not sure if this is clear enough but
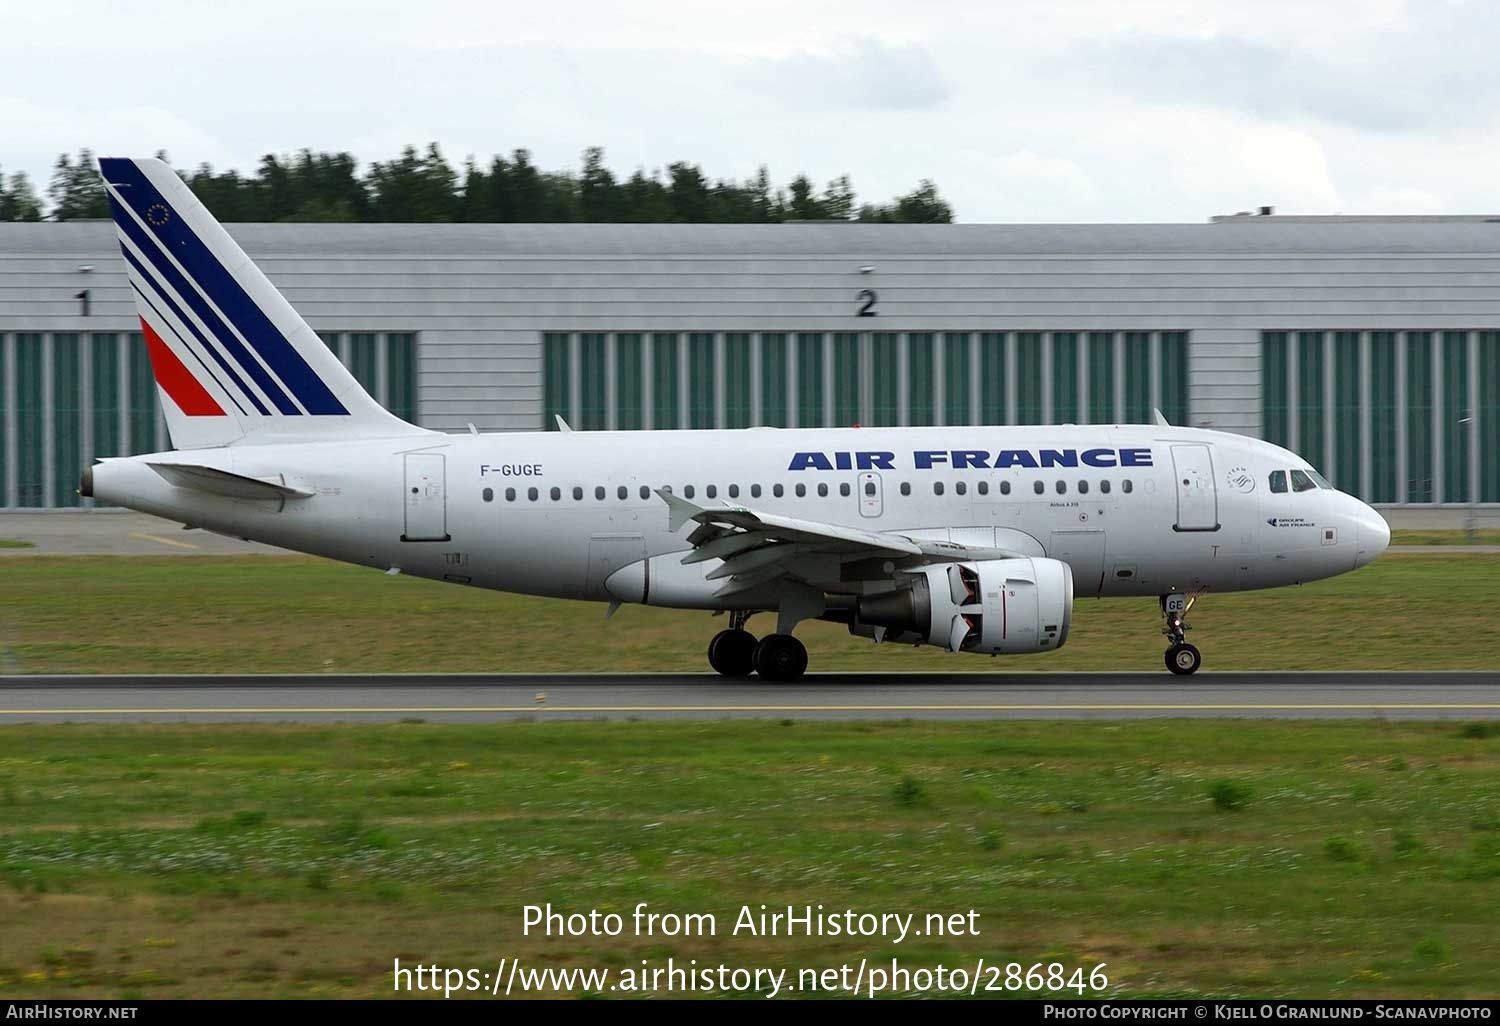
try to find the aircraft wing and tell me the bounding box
[658,489,1026,596]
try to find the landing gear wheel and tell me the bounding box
[1166,643,1201,676]
[753,634,808,682]
[707,629,756,677]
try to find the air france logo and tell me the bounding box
[787,448,1154,471]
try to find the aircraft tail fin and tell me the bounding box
[97,156,430,450]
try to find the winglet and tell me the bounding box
[554,415,574,432]
[656,487,703,532]
[1152,407,1171,427]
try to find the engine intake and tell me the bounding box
[855,557,1073,655]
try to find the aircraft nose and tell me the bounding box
[1352,499,1390,569]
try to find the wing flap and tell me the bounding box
[657,491,1034,597]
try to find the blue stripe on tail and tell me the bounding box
[119,240,268,416]
[108,191,294,414]
[100,158,348,416]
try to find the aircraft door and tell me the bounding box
[402,453,450,542]
[858,472,883,518]
[1048,530,1107,597]
[1171,443,1220,531]
[587,534,646,599]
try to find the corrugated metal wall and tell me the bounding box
[4,218,1500,507]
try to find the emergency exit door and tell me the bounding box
[402,453,451,542]
[1171,444,1219,532]
[857,472,883,518]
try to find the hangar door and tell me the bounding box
[1171,444,1219,532]
[402,453,451,542]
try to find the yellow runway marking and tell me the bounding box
[3,704,1500,715]
[127,532,198,551]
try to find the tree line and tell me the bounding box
[0,145,953,224]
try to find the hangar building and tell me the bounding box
[1,214,1498,509]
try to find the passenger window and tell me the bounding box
[934,482,945,496]
[840,483,851,497]
[795,483,806,498]
[1001,480,1011,495]
[551,487,562,501]
[528,487,539,501]
[706,484,717,499]
[594,486,605,500]
[1033,480,1044,495]
[1269,470,1288,494]
[865,482,876,496]
[773,484,784,498]
[956,481,967,496]
[1055,480,1066,494]
[639,485,650,500]
[1100,479,1111,494]
[482,487,494,502]
[617,485,628,500]
[900,482,911,496]
[505,488,516,502]
[978,481,989,495]
[1078,480,1089,495]
[751,484,762,498]
[684,485,695,499]
[1123,480,1133,493]
[817,483,828,497]
[572,486,583,501]
[728,484,740,499]
[1290,469,1317,492]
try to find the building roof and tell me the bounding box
[4,218,1500,257]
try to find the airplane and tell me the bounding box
[80,157,1391,680]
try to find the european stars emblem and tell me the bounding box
[146,203,170,227]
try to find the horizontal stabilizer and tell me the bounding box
[148,463,314,501]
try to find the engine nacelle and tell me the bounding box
[855,557,1073,655]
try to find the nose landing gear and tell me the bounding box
[1161,593,1202,675]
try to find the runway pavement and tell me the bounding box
[0,672,1497,722]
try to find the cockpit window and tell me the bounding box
[1307,468,1334,490]
[1290,469,1317,492]
[1269,470,1287,493]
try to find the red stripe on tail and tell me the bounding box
[139,318,225,416]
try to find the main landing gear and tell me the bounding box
[1161,593,1202,676]
[707,611,808,681]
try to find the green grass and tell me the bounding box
[1,553,1497,674]
[1391,529,1500,547]
[0,539,35,549]
[0,720,1495,998]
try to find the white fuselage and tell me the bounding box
[90,423,1388,609]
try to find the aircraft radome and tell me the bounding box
[82,158,1391,680]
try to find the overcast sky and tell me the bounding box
[3,0,1496,222]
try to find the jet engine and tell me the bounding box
[853,557,1073,655]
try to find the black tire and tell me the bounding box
[753,634,808,682]
[1165,643,1201,676]
[707,629,756,677]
